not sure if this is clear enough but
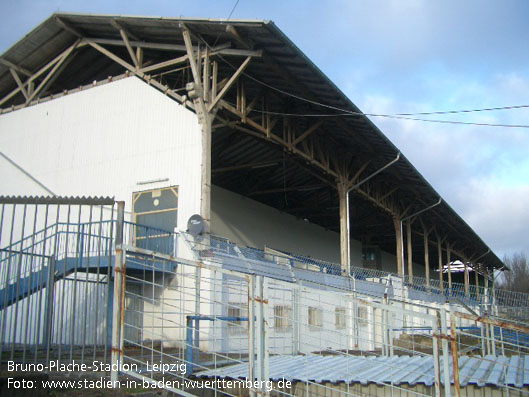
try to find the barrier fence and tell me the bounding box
[1,196,529,397]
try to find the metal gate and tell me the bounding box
[0,195,116,366]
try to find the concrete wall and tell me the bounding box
[0,76,202,231]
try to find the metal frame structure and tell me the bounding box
[0,13,505,289]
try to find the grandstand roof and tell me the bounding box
[0,13,504,271]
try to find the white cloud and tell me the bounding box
[353,75,529,258]
[455,180,529,256]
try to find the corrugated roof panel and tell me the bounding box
[197,354,529,388]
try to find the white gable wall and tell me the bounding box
[0,76,202,231]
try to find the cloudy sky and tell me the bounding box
[1,0,528,258]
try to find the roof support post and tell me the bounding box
[446,242,452,292]
[464,261,470,297]
[437,234,444,294]
[182,25,213,233]
[400,199,441,285]
[406,220,413,284]
[337,181,349,274]
[345,153,401,276]
[474,264,480,298]
[421,223,432,292]
[393,216,404,276]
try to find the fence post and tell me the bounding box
[450,313,460,397]
[292,285,300,355]
[194,265,201,365]
[43,256,56,361]
[255,275,270,395]
[432,312,442,397]
[248,275,256,397]
[110,201,125,384]
[440,309,452,397]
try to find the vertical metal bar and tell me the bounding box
[11,204,27,361]
[45,205,61,363]
[150,244,154,373]
[424,231,430,292]
[490,323,496,356]
[110,201,125,384]
[480,321,486,356]
[291,285,299,355]
[160,252,165,369]
[262,276,269,389]
[464,262,469,298]
[0,203,5,362]
[104,204,115,363]
[23,203,39,363]
[500,326,505,356]
[57,204,72,363]
[381,307,387,356]
[185,317,193,376]
[438,236,444,294]
[34,203,49,363]
[194,262,201,365]
[1,204,16,363]
[93,206,104,361]
[450,313,460,397]
[432,313,441,397]
[389,310,394,356]
[255,275,264,387]
[69,205,83,362]
[353,278,359,349]
[248,275,255,397]
[44,257,55,359]
[440,308,452,397]
[370,306,376,350]
[81,205,93,363]
[447,244,452,292]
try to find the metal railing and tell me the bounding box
[115,237,529,397]
[2,195,528,397]
[192,235,529,313]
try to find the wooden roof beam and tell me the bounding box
[213,160,278,174]
[0,59,32,77]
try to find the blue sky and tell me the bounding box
[1,0,528,258]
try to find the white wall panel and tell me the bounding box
[211,185,403,271]
[0,77,202,231]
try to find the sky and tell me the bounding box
[1,0,528,259]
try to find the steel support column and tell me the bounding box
[406,220,413,284]
[394,217,404,276]
[474,264,479,298]
[447,243,452,291]
[464,261,469,297]
[437,235,444,294]
[338,181,349,274]
[110,201,125,384]
[424,232,430,291]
